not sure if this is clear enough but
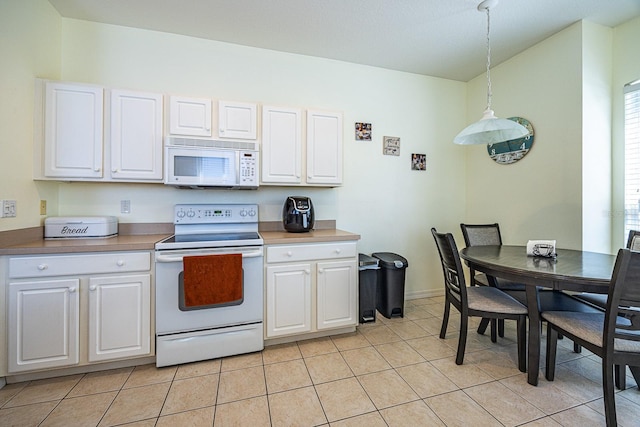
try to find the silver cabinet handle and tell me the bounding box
[37,264,48,270]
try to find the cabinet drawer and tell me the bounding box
[266,242,356,263]
[9,252,151,278]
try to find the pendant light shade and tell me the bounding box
[454,108,528,145]
[454,0,528,145]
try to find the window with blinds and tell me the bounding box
[624,80,640,241]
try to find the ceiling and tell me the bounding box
[48,0,640,82]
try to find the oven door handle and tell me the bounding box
[155,248,263,263]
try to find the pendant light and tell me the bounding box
[453,0,528,145]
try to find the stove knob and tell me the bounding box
[248,209,256,217]
[176,210,186,218]
[240,209,247,217]
[186,210,195,218]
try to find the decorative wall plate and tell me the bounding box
[487,117,534,164]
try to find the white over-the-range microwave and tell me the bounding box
[164,138,259,189]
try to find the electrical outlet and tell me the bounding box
[40,200,47,215]
[1,200,17,218]
[121,200,131,214]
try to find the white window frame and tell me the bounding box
[624,79,640,242]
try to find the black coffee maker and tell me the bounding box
[282,196,314,232]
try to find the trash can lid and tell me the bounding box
[358,253,379,268]
[371,252,408,269]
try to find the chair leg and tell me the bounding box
[602,362,617,427]
[477,317,490,335]
[615,364,627,391]
[545,323,558,381]
[516,315,526,373]
[573,342,582,353]
[439,301,450,339]
[498,319,505,338]
[456,314,469,365]
[490,319,497,343]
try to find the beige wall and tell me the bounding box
[2,1,639,295]
[0,0,61,231]
[465,22,611,252]
[2,6,469,297]
[581,21,613,253]
[612,16,640,250]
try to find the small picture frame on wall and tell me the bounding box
[355,122,372,141]
[383,136,400,156]
[411,153,426,170]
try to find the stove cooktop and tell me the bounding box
[155,231,263,250]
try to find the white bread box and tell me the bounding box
[45,216,118,239]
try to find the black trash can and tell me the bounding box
[372,252,408,318]
[358,254,379,323]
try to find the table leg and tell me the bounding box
[526,285,541,386]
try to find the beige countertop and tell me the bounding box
[0,234,171,255]
[0,221,360,255]
[260,229,360,245]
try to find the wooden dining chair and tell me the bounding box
[571,229,640,390]
[431,228,527,372]
[542,248,640,427]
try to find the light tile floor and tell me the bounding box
[1,296,639,426]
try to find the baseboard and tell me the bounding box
[405,289,444,300]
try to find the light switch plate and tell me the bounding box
[1,200,17,218]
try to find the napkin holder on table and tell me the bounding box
[526,240,557,258]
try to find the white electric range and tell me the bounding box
[154,204,264,367]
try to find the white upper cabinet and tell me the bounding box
[37,80,163,183]
[261,105,302,184]
[109,89,163,181]
[169,96,212,137]
[307,110,343,185]
[44,81,104,178]
[218,100,257,140]
[261,108,343,187]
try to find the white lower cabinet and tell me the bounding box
[88,274,151,362]
[265,242,357,339]
[7,252,152,374]
[8,279,80,372]
[266,263,312,337]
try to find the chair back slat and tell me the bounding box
[606,249,640,344]
[626,229,640,250]
[432,228,467,305]
[460,223,502,247]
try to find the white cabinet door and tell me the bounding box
[8,279,80,373]
[109,90,163,181]
[219,100,257,140]
[261,106,302,184]
[306,110,343,185]
[169,96,212,137]
[265,264,312,337]
[88,274,151,362]
[44,82,104,178]
[316,260,357,330]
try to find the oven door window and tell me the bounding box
[178,271,244,311]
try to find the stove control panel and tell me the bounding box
[174,204,258,224]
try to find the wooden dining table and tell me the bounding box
[459,245,616,386]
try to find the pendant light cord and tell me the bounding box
[485,6,492,111]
